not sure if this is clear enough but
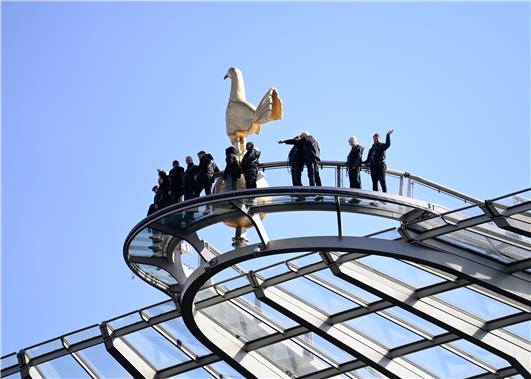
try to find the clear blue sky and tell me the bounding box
[2,2,529,355]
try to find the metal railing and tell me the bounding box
[258,160,482,205]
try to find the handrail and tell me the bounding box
[256,160,482,205]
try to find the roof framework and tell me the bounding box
[2,162,530,379]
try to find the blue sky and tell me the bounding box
[2,2,529,355]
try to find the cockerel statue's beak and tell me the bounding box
[224,73,229,80]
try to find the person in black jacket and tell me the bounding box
[223,146,241,190]
[300,132,322,187]
[278,135,304,186]
[183,156,199,200]
[195,151,219,196]
[147,185,159,215]
[154,170,172,210]
[347,136,364,189]
[168,160,184,203]
[241,142,261,189]
[363,129,393,192]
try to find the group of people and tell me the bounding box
[147,129,394,214]
[147,142,261,215]
[280,129,394,194]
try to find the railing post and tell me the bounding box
[399,176,404,196]
[336,166,341,188]
[407,178,413,198]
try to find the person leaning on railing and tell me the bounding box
[363,129,394,193]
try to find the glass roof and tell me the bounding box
[3,185,529,379]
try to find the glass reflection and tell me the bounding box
[277,276,360,315]
[346,313,422,348]
[200,298,276,342]
[1,353,18,369]
[435,287,519,321]
[405,346,486,378]
[35,354,90,378]
[121,327,190,370]
[447,339,509,369]
[141,300,176,320]
[504,321,531,342]
[256,338,330,377]
[63,325,100,347]
[158,318,211,356]
[136,263,177,285]
[356,255,445,288]
[308,268,380,304]
[384,307,446,336]
[75,343,132,378]
[25,339,63,359]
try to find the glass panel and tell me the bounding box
[345,313,422,348]
[405,346,486,378]
[384,307,447,336]
[200,298,277,342]
[136,264,177,285]
[76,343,132,378]
[210,267,245,284]
[168,367,213,378]
[438,230,529,263]
[1,353,18,369]
[441,205,484,225]
[503,321,531,341]
[367,228,401,240]
[107,312,142,331]
[238,252,307,273]
[178,240,202,274]
[3,374,21,379]
[63,325,100,347]
[240,293,298,329]
[296,333,355,364]
[195,286,218,303]
[35,354,90,378]
[349,366,389,378]
[410,215,448,231]
[25,339,63,359]
[308,268,381,304]
[356,256,445,288]
[158,318,211,356]
[141,300,177,320]
[256,338,330,377]
[276,276,360,315]
[447,339,509,369]
[492,190,530,208]
[435,288,519,321]
[129,228,170,258]
[211,273,248,293]
[288,252,323,269]
[255,263,290,279]
[121,327,190,370]
[208,361,244,378]
[153,201,238,230]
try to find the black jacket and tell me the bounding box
[283,138,304,167]
[223,147,241,180]
[169,166,184,193]
[198,153,219,182]
[154,177,171,209]
[241,147,261,172]
[364,134,391,166]
[302,135,320,163]
[184,163,199,187]
[347,145,364,169]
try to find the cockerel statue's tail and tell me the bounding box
[249,88,283,135]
